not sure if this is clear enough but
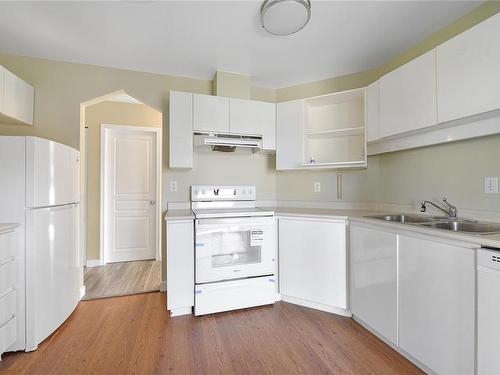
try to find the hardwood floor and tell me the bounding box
[83,260,161,300]
[0,293,423,375]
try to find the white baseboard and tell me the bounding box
[281,294,352,317]
[352,315,432,374]
[170,307,192,317]
[86,259,101,268]
[80,285,86,300]
[160,280,166,291]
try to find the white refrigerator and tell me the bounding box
[0,136,81,352]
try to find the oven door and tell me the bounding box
[195,216,276,284]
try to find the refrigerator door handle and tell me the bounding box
[27,202,79,211]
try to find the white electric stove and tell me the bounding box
[191,185,277,316]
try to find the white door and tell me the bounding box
[102,126,159,263]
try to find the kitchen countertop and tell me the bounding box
[165,209,194,221]
[274,207,500,249]
[165,206,500,249]
[0,223,19,235]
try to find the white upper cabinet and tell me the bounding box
[437,13,500,123]
[0,66,34,126]
[230,98,276,150]
[276,88,367,170]
[193,94,230,133]
[276,99,304,170]
[379,50,437,138]
[169,91,193,169]
[365,80,380,142]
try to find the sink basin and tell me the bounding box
[365,214,440,224]
[421,221,500,234]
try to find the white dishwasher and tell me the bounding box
[477,248,500,375]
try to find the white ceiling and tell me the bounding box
[0,1,481,88]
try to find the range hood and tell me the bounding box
[194,133,262,153]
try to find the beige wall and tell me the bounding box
[276,2,500,101]
[0,54,212,149]
[0,54,278,266]
[1,1,500,271]
[84,101,162,261]
[276,2,500,212]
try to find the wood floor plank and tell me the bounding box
[83,260,161,300]
[0,293,424,375]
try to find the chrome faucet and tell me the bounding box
[420,197,458,219]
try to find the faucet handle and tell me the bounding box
[442,197,448,203]
[420,201,427,212]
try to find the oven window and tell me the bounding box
[205,230,262,268]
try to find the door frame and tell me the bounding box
[100,123,162,265]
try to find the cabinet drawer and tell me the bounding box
[0,289,15,327]
[0,316,17,355]
[0,259,15,295]
[0,231,14,262]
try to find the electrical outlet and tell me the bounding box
[314,182,321,193]
[485,177,498,194]
[170,181,178,192]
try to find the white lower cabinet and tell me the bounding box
[398,235,475,375]
[0,226,18,358]
[350,224,397,344]
[166,219,194,317]
[278,217,347,314]
[350,223,477,375]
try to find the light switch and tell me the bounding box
[314,182,321,193]
[170,181,178,192]
[485,177,498,194]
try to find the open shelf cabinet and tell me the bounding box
[276,88,367,170]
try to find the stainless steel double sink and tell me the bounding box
[364,214,500,235]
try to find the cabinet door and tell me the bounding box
[276,100,304,170]
[350,225,397,344]
[398,236,475,375]
[279,218,346,310]
[0,66,4,113]
[437,13,500,123]
[166,220,194,316]
[193,94,229,133]
[169,91,193,168]
[365,81,380,142]
[379,50,437,137]
[3,68,34,126]
[230,98,276,150]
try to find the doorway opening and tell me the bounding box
[79,91,162,300]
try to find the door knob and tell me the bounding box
[150,200,156,205]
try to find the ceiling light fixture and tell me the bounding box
[260,0,311,36]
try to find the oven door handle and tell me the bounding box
[196,217,274,226]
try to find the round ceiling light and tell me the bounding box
[260,0,311,36]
